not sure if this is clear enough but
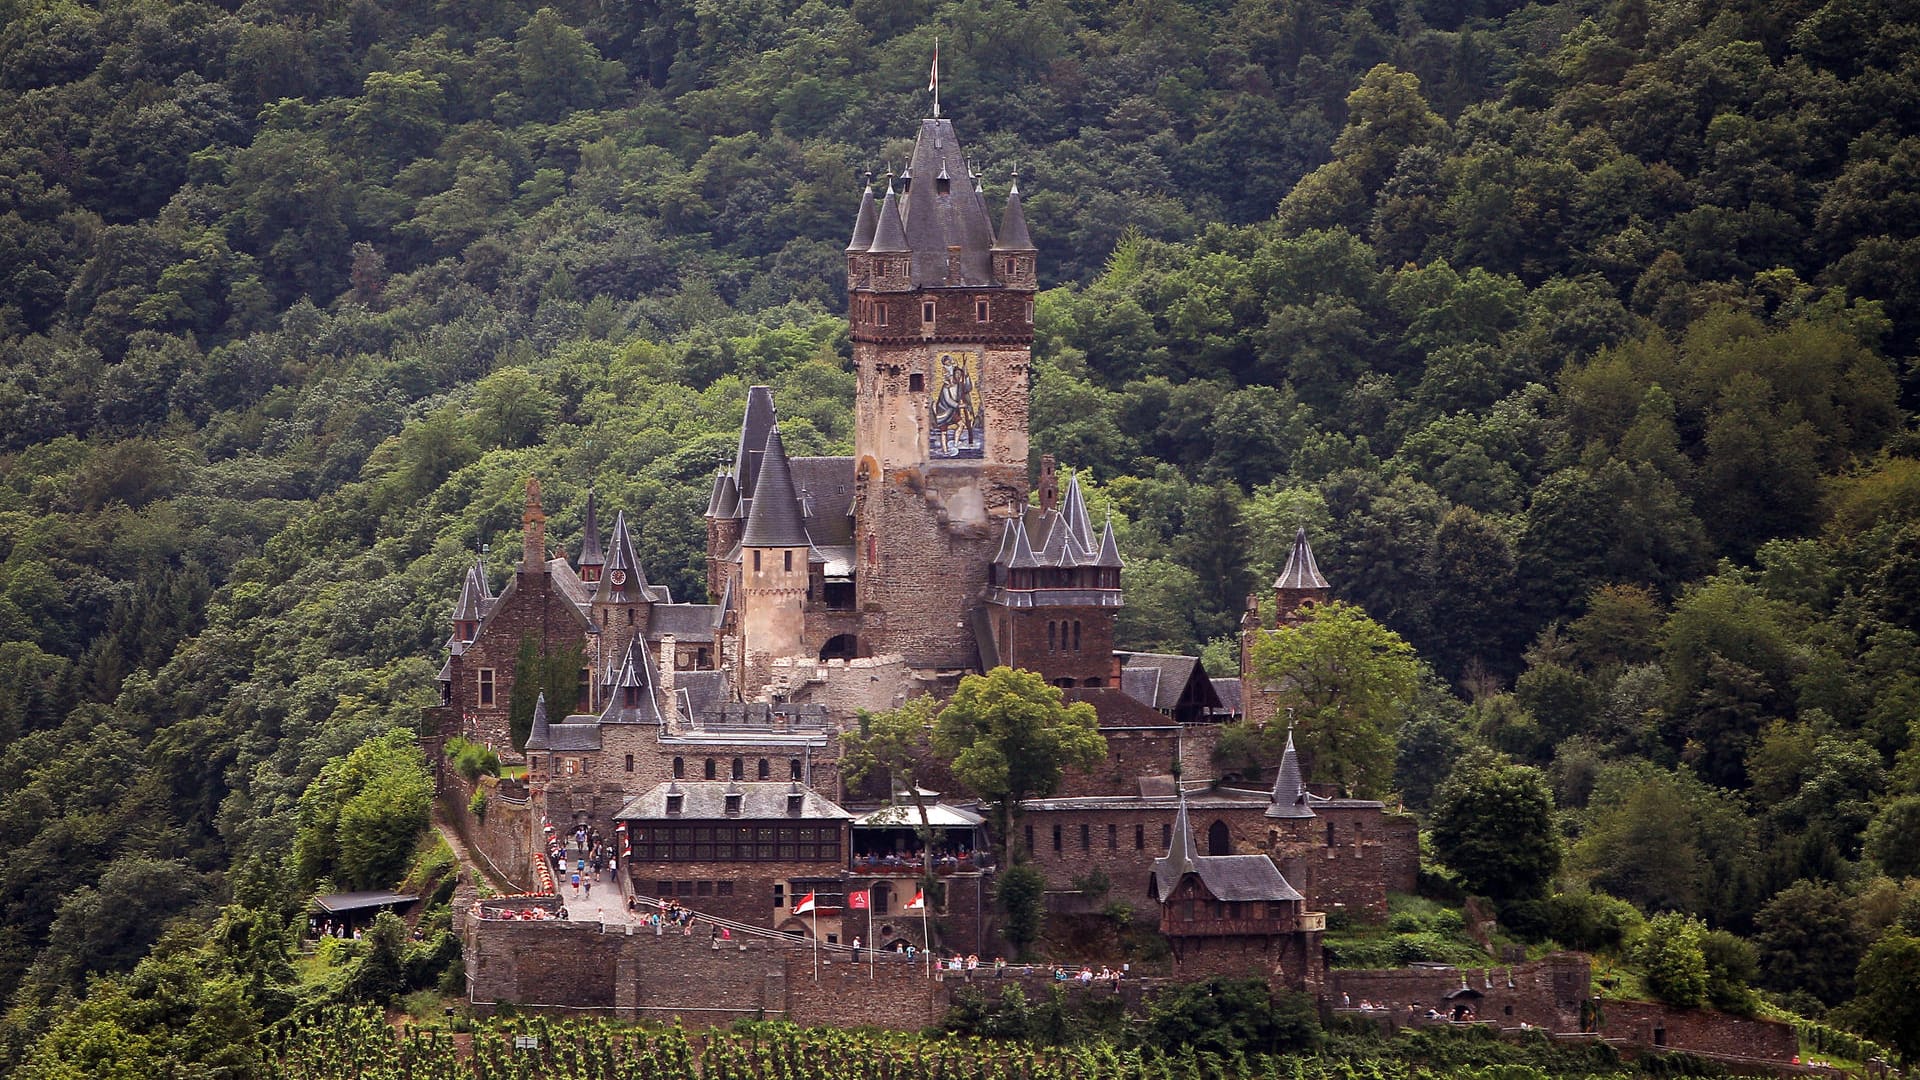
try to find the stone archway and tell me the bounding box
[1207,819,1232,856]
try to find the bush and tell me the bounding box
[1548,890,1643,952]
[1633,913,1709,1008]
[445,737,502,784]
[468,788,487,823]
[996,865,1046,958]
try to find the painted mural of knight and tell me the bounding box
[930,348,983,458]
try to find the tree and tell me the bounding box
[1753,880,1861,1007]
[507,635,588,751]
[1634,913,1710,1009]
[996,865,1046,960]
[1144,978,1321,1056]
[933,667,1105,864]
[1431,754,1562,906]
[1866,796,1920,880]
[843,696,945,901]
[1839,931,1920,1064]
[292,730,433,890]
[1248,601,1422,796]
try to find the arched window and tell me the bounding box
[789,759,803,781]
[672,757,685,779]
[1073,620,1082,651]
[704,758,717,780]
[758,759,771,780]
[1047,621,1056,652]
[731,757,744,780]
[1207,820,1231,856]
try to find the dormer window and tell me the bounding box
[726,793,743,816]
[787,793,805,815]
[666,794,684,815]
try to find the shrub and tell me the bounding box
[1633,913,1709,1008]
[468,788,487,823]
[1548,889,1643,952]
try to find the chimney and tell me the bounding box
[521,475,547,574]
[1039,454,1059,514]
[658,634,677,704]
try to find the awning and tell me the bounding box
[852,803,985,828]
[313,891,420,914]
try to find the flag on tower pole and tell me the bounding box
[908,888,930,975]
[929,38,940,118]
[793,891,819,979]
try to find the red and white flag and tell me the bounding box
[906,889,926,910]
[847,889,869,910]
[928,41,939,92]
[792,891,817,915]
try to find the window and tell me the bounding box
[909,372,924,392]
[477,669,495,706]
[1026,824,1034,856]
[773,884,785,908]
[677,881,694,896]
[672,757,685,779]
[625,753,634,772]
[1025,300,1035,323]
[1073,620,1082,651]
[758,759,770,780]
[922,300,935,323]
[975,298,989,322]
[578,668,591,711]
[876,304,887,327]
[725,793,743,815]
[626,608,635,625]
[732,757,744,780]
[1047,621,1056,652]
[704,758,717,780]
[1107,824,1117,851]
[753,550,762,572]
[666,794,684,815]
[783,550,793,572]
[1080,824,1090,850]
[1052,824,1062,852]
[1162,823,1172,848]
[1135,824,1145,850]
[1327,822,1336,846]
[657,881,674,897]
[789,759,802,781]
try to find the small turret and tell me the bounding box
[525,692,551,752]
[1274,527,1331,625]
[1266,726,1315,819]
[992,169,1038,289]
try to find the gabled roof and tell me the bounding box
[897,119,997,286]
[648,603,722,644]
[993,172,1036,253]
[578,488,604,569]
[1276,527,1330,591]
[600,636,667,725]
[740,427,811,548]
[614,781,853,821]
[733,386,777,511]
[675,669,730,723]
[852,803,985,828]
[1266,728,1315,819]
[847,175,878,253]
[1117,652,1222,713]
[1184,856,1305,903]
[453,557,489,623]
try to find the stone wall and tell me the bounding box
[448,565,594,759]
[1265,807,1420,924]
[1327,955,1592,1031]
[772,654,931,717]
[440,769,540,894]
[623,856,848,932]
[1604,1001,1799,1062]
[996,605,1118,688]
[1056,718,1223,797]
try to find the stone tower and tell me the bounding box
[1241,528,1333,728]
[737,426,812,691]
[845,119,1038,669]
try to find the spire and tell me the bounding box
[453,556,488,628]
[1096,515,1123,569]
[1266,725,1315,819]
[578,488,604,575]
[703,469,733,518]
[868,174,909,254]
[740,427,810,548]
[994,169,1036,253]
[1060,469,1094,554]
[525,692,552,751]
[1275,527,1330,591]
[846,172,878,253]
[732,386,778,509]
[595,510,650,602]
[1165,784,1195,877]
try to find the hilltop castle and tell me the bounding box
[429,112,1414,966]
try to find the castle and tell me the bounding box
[428,111,1415,975]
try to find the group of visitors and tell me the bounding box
[1051,965,1124,984]
[1339,994,1477,1023]
[551,825,615,899]
[628,896,700,934]
[309,918,363,940]
[850,847,990,873]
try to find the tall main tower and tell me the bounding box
[845,118,1038,669]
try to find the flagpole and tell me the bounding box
[811,902,819,981]
[931,37,940,119]
[868,893,875,980]
[922,897,931,977]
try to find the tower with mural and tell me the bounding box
[844,118,1039,670]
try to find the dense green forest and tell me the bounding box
[3,0,1920,1072]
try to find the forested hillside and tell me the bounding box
[2,0,1919,1072]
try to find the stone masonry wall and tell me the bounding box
[1604,1001,1799,1062]
[1327,955,1593,1031]
[450,567,593,759]
[440,770,540,894]
[772,654,930,716]
[1056,720,1223,797]
[1264,807,1419,924]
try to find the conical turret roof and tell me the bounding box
[1152,785,1197,901]
[595,510,650,602]
[896,119,997,285]
[847,175,878,252]
[578,488,604,570]
[993,171,1036,253]
[525,692,552,751]
[1060,470,1094,554]
[1266,728,1316,819]
[1275,527,1329,591]
[1096,517,1123,569]
[739,427,810,548]
[868,176,909,254]
[453,556,489,623]
[733,386,778,509]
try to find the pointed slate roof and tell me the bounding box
[739,427,810,548]
[1151,786,1198,901]
[846,174,878,253]
[453,557,489,623]
[1096,517,1123,569]
[525,692,552,751]
[993,171,1036,253]
[1275,527,1330,591]
[1059,471,1094,553]
[595,510,650,602]
[868,176,909,254]
[896,119,997,286]
[703,469,735,518]
[1266,728,1315,819]
[578,489,604,571]
[733,386,777,512]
